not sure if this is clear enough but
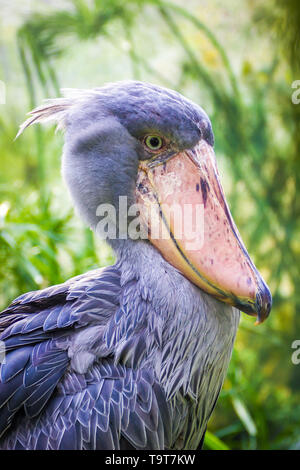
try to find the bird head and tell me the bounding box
[17,80,272,323]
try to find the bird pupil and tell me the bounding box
[150,137,159,148]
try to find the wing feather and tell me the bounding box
[0,265,172,449]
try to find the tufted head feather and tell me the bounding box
[15,88,103,139]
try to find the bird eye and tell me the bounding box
[144,135,164,152]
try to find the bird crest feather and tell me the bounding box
[14,88,99,139]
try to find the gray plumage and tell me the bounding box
[0,81,240,449]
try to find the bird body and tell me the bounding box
[0,81,270,449]
[0,246,239,449]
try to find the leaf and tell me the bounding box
[232,397,257,436]
[204,431,230,450]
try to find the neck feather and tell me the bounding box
[113,239,240,393]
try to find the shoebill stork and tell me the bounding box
[0,81,271,450]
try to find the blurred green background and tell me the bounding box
[0,0,299,450]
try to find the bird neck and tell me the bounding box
[113,239,239,390]
[113,238,240,328]
[115,239,197,314]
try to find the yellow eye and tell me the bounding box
[144,135,164,151]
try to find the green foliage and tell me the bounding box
[0,0,299,450]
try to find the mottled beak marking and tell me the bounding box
[136,140,272,323]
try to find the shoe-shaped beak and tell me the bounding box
[136,140,272,324]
